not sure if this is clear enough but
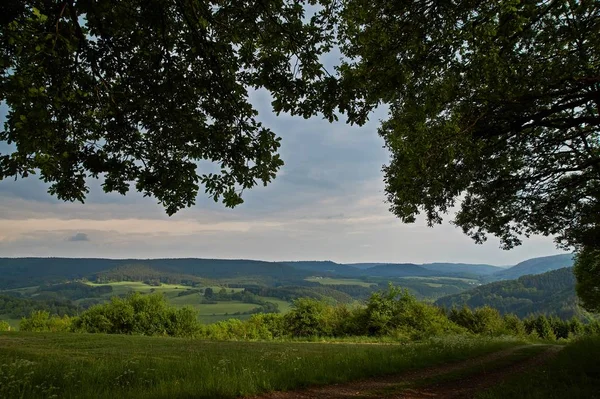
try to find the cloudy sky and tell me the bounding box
[0,89,567,265]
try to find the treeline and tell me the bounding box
[0,258,308,290]
[372,279,470,300]
[19,286,600,342]
[436,268,585,319]
[35,282,113,301]
[246,285,355,304]
[0,294,79,319]
[199,288,280,314]
[94,264,204,286]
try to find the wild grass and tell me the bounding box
[0,332,524,399]
[369,345,552,397]
[477,336,600,399]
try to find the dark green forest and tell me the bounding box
[436,268,587,319]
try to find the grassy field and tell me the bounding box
[477,336,600,399]
[305,277,375,287]
[0,332,524,399]
[86,281,186,296]
[83,282,290,322]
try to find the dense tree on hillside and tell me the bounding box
[0,294,79,318]
[573,248,600,312]
[436,268,589,319]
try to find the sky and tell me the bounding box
[0,89,568,265]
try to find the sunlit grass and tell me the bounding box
[477,336,600,399]
[0,333,524,399]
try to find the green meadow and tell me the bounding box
[0,282,292,326]
[82,282,290,322]
[0,332,524,399]
[305,277,376,287]
[398,276,480,284]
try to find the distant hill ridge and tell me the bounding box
[487,253,574,281]
[0,253,574,289]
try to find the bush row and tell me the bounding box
[17,286,600,342]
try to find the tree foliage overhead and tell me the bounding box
[3,1,600,308]
[0,0,336,214]
[336,0,600,250]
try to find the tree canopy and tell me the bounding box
[331,0,599,310]
[335,0,600,250]
[0,0,337,214]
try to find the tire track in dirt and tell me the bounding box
[396,345,562,399]
[246,345,561,399]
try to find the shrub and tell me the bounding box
[503,314,526,336]
[20,311,72,332]
[72,292,199,337]
[471,306,505,335]
[285,298,336,337]
[0,320,11,331]
[362,285,463,339]
[533,315,556,341]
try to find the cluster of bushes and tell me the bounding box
[16,286,600,342]
[72,293,199,337]
[199,287,482,341]
[447,306,599,340]
[0,320,11,331]
[20,293,199,337]
[19,311,73,332]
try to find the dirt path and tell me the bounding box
[397,345,562,399]
[247,345,562,399]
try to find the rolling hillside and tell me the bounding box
[362,263,437,277]
[280,261,364,277]
[421,263,504,276]
[488,253,574,281]
[435,267,588,319]
[0,258,308,289]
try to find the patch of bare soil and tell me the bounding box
[397,345,562,399]
[246,345,562,399]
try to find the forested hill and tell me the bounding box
[362,263,436,277]
[488,253,574,281]
[0,258,308,289]
[280,261,363,277]
[421,263,504,276]
[435,267,587,319]
[0,254,576,290]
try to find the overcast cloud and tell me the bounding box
[0,90,567,265]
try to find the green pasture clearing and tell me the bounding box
[0,285,39,296]
[398,276,480,284]
[205,286,245,293]
[424,283,443,288]
[263,297,292,313]
[0,332,525,399]
[85,281,185,296]
[305,277,375,287]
